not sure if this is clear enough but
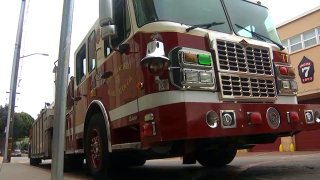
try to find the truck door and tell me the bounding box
[73,43,88,149]
[104,0,140,143]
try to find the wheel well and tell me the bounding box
[84,103,104,149]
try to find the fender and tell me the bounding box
[85,100,112,152]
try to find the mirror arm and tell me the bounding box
[108,36,129,54]
[108,36,116,52]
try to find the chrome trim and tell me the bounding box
[304,110,315,124]
[216,40,273,75]
[266,107,281,129]
[112,142,141,151]
[168,47,216,91]
[206,110,219,128]
[219,73,276,101]
[87,100,112,152]
[216,39,277,101]
[220,110,237,128]
[286,112,291,123]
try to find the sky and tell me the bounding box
[0,0,319,119]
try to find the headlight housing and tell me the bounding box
[275,64,298,95]
[169,47,216,90]
[273,52,297,96]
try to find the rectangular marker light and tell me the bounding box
[198,54,212,66]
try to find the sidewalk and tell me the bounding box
[0,156,91,180]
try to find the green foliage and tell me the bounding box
[13,137,30,150]
[14,112,34,139]
[0,105,8,135]
[0,105,34,139]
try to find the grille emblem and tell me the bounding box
[239,39,249,47]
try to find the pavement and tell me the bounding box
[0,156,90,180]
[0,157,51,180]
[2,152,320,180]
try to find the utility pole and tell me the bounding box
[51,0,74,179]
[3,0,26,163]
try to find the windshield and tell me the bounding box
[133,0,231,33]
[223,0,281,44]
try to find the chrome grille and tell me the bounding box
[219,74,276,100]
[216,39,276,101]
[217,40,272,75]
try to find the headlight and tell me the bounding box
[278,80,298,94]
[282,80,290,89]
[290,80,298,91]
[200,71,213,83]
[275,64,297,96]
[183,69,214,87]
[185,70,199,82]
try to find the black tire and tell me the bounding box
[64,155,84,172]
[129,158,146,167]
[85,114,110,178]
[30,157,41,166]
[196,148,237,167]
[112,153,146,167]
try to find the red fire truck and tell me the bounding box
[29,0,320,177]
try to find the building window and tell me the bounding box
[318,27,320,43]
[303,29,317,48]
[289,35,302,52]
[281,27,320,53]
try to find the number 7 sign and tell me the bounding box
[298,56,314,83]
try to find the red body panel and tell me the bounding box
[138,102,320,148]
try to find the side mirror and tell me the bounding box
[101,25,117,40]
[99,0,113,26]
[99,0,117,40]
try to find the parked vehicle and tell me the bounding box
[12,149,22,157]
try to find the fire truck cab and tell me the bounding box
[29,0,320,178]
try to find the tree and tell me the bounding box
[14,112,34,139]
[0,105,8,136]
[0,105,34,139]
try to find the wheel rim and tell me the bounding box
[89,129,102,169]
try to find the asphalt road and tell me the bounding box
[7,152,320,180]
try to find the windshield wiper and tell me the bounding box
[186,22,225,32]
[234,24,284,51]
